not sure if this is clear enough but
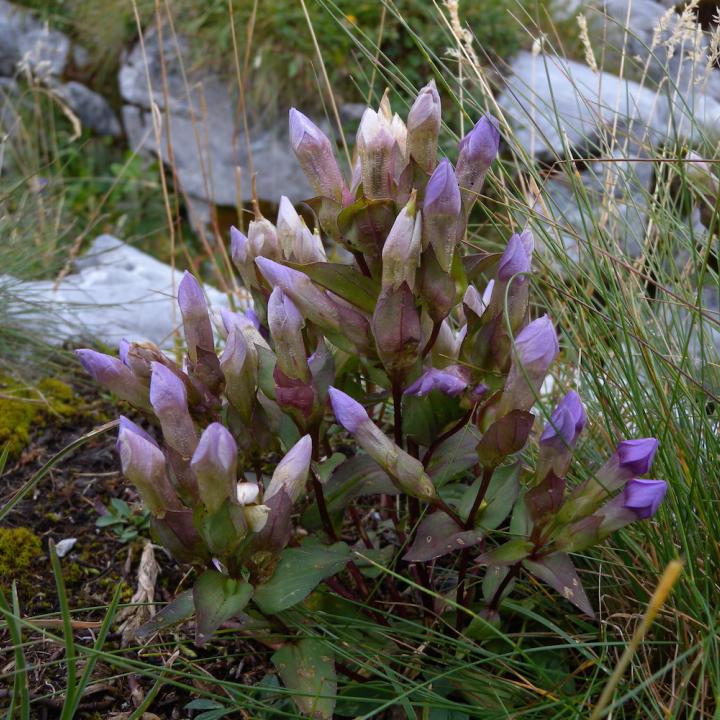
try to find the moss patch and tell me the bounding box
[0,376,83,458]
[0,527,43,588]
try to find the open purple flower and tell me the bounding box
[404,366,469,397]
[540,391,586,447]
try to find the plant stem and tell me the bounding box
[455,549,471,631]
[392,379,404,448]
[466,466,494,530]
[421,320,442,359]
[487,563,521,613]
[309,424,338,542]
[421,406,475,468]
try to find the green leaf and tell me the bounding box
[253,540,351,614]
[426,427,480,487]
[403,512,483,562]
[136,589,195,640]
[402,391,463,448]
[460,463,521,530]
[302,453,396,530]
[523,553,595,617]
[462,251,502,280]
[272,639,337,719]
[314,453,346,484]
[284,261,379,314]
[476,539,533,566]
[193,571,253,645]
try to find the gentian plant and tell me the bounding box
[78,82,667,715]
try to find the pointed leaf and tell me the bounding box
[525,471,565,523]
[462,251,501,280]
[193,571,253,645]
[284,261,379,314]
[403,512,483,562]
[476,410,535,468]
[476,539,533,567]
[523,553,595,617]
[136,590,195,640]
[426,425,480,487]
[272,639,337,719]
[253,540,351,614]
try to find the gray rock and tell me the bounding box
[0,1,70,79]
[53,81,121,137]
[3,234,247,348]
[119,27,315,209]
[497,52,670,161]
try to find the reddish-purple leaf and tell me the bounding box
[523,553,594,617]
[403,512,483,562]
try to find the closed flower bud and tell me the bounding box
[178,272,215,364]
[382,190,421,291]
[328,387,437,500]
[220,327,258,423]
[265,434,312,503]
[276,196,304,257]
[117,415,157,448]
[419,246,457,323]
[295,225,327,264]
[486,232,533,332]
[191,423,238,513]
[423,159,461,272]
[407,80,441,172]
[76,349,151,411]
[289,108,345,202]
[456,114,500,211]
[356,108,396,199]
[255,257,340,331]
[150,362,198,458]
[268,287,310,383]
[243,504,270,533]
[248,217,282,260]
[231,226,257,289]
[499,316,558,414]
[561,437,660,523]
[463,284,487,319]
[118,425,180,517]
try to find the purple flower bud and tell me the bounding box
[230,226,257,288]
[295,226,327,264]
[423,159,461,272]
[381,191,421,291]
[255,257,340,332]
[191,423,238,513]
[407,80,441,172]
[76,349,151,411]
[497,233,531,282]
[265,434,312,503]
[617,438,659,476]
[329,387,436,500]
[499,316,558,414]
[118,427,179,516]
[456,114,500,210]
[463,284,487,319]
[514,315,559,370]
[236,482,260,505]
[149,362,198,458]
[328,386,370,433]
[178,272,215,363]
[268,287,310,382]
[289,108,345,201]
[220,328,258,423]
[404,366,469,397]
[118,339,130,365]
[622,478,667,520]
[540,391,586,447]
[277,196,303,257]
[117,415,157,449]
[356,108,396,199]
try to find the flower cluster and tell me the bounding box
[78,81,667,644]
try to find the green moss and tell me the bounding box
[0,528,42,587]
[0,376,83,457]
